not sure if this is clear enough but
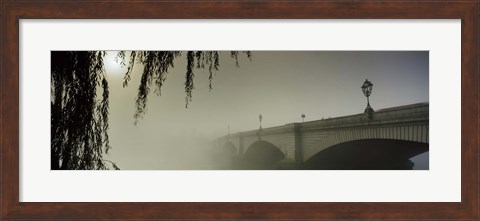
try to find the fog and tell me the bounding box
[101,51,429,170]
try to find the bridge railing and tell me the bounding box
[222,103,428,138]
[297,103,428,131]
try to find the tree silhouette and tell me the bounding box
[51,51,251,170]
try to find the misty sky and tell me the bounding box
[101,51,429,170]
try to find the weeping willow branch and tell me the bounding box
[119,51,251,124]
[51,51,111,170]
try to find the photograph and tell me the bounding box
[51,51,429,170]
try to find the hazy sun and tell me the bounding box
[104,51,125,75]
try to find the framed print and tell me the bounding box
[23,21,455,203]
[1,1,478,220]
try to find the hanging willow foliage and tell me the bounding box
[51,51,118,170]
[51,51,251,170]
[120,51,251,124]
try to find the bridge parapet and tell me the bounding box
[218,103,429,163]
[224,103,428,138]
[300,103,428,131]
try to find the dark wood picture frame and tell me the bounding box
[1,1,478,220]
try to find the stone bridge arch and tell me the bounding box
[242,140,286,169]
[302,123,429,161]
[218,103,429,166]
[222,141,237,156]
[304,139,429,170]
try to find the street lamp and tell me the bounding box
[258,114,263,129]
[301,114,305,122]
[226,125,231,141]
[256,114,264,140]
[361,78,374,114]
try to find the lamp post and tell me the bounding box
[258,114,263,129]
[257,114,263,140]
[226,125,231,142]
[361,78,374,114]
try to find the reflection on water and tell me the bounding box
[410,151,429,170]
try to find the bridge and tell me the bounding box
[218,103,429,169]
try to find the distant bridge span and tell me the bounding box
[220,103,428,163]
